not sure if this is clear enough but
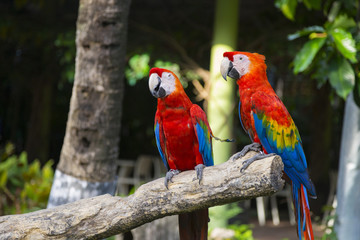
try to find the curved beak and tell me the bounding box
[220,57,240,80]
[149,73,166,98]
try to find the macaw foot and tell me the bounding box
[240,151,276,172]
[230,142,262,162]
[164,169,180,189]
[195,164,206,184]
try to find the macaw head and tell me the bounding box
[220,51,266,81]
[148,68,182,98]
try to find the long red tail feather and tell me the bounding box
[292,184,314,240]
[301,186,314,240]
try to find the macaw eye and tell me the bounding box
[168,73,171,78]
[239,57,243,60]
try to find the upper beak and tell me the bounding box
[220,57,231,81]
[149,73,166,98]
[220,57,239,80]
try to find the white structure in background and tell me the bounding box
[335,93,360,239]
[116,155,179,240]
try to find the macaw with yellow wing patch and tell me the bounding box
[220,52,316,240]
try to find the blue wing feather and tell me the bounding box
[155,122,169,171]
[195,123,214,166]
[238,101,246,133]
[190,105,214,167]
[252,111,316,197]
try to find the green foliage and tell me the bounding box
[228,224,254,240]
[293,37,326,74]
[328,54,355,98]
[55,31,76,86]
[209,203,254,239]
[279,0,360,103]
[209,203,243,230]
[125,53,191,88]
[330,28,357,63]
[125,53,151,86]
[275,0,298,21]
[321,206,338,240]
[0,143,54,215]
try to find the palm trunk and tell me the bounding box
[48,0,131,208]
[207,0,239,229]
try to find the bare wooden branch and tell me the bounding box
[0,152,284,240]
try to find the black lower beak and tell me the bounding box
[228,65,240,80]
[154,87,166,98]
[221,58,240,80]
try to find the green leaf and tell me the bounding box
[288,26,325,41]
[331,15,356,30]
[4,142,15,156]
[19,152,27,167]
[0,171,7,188]
[0,155,17,172]
[293,38,326,74]
[42,160,54,181]
[275,0,297,21]
[327,1,341,22]
[303,0,321,10]
[125,53,150,86]
[328,56,355,99]
[330,28,357,63]
[27,160,41,178]
[311,55,331,87]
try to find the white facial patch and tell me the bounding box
[233,54,250,76]
[160,72,176,95]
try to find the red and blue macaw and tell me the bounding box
[220,52,317,240]
[149,67,213,240]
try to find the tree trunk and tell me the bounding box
[48,0,131,208]
[207,0,239,228]
[335,93,360,239]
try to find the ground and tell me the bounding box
[252,220,324,240]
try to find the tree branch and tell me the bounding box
[0,152,284,239]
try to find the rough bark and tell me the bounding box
[57,0,131,182]
[0,152,284,240]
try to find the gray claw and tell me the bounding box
[164,169,180,189]
[239,142,262,157]
[230,142,262,162]
[229,152,243,162]
[195,164,206,184]
[240,152,276,172]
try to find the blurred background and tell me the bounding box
[1,0,359,239]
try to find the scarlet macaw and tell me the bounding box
[220,52,316,240]
[149,67,213,240]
